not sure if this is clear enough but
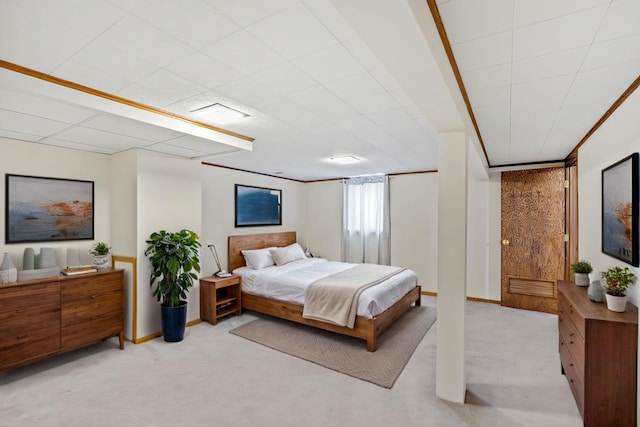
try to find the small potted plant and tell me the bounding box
[145,229,200,342]
[570,260,593,286]
[89,242,112,270]
[601,266,636,312]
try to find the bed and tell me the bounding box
[228,231,421,351]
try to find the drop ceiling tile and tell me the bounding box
[70,39,159,84]
[54,61,131,93]
[43,138,118,154]
[14,0,126,38]
[595,0,640,42]
[0,88,98,123]
[82,114,183,142]
[131,0,239,50]
[451,31,513,72]
[54,126,151,150]
[249,63,318,95]
[204,0,298,27]
[124,69,207,108]
[468,85,510,109]
[513,0,610,28]
[293,44,365,83]
[166,52,242,90]
[0,1,93,72]
[201,30,286,76]
[369,67,401,92]
[302,0,359,43]
[0,129,42,142]
[105,0,146,12]
[349,91,400,115]
[93,15,194,68]
[511,74,573,108]
[286,85,359,121]
[343,37,383,70]
[511,47,587,84]
[0,109,71,136]
[246,3,338,60]
[461,63,511,92]
[324,72,384,100]
[582,34,640,71]
[438,0,513,44]
[513,6,607,61]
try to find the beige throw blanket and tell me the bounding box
[302,264,405,328]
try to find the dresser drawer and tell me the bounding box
[559,311,585,374]
[61,312,122,350]
[558,292,585,339]
[61,290,122,328]
[0,282,60,314]
[0,303,60,338]
[560,341,585,417]
[0,328,60,367]
[61,273,122,302]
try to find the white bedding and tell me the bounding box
[233,258,418,318]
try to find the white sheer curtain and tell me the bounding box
[342,175,390,265]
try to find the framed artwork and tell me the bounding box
[235,184,282,227]
[601,153,639,267]
[5,174,94,243]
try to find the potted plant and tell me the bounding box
[89,242,112,270]
[145,229,201,342]
[601,266,636,312]
[570,260,593,286]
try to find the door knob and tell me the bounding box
[502,239,510,246]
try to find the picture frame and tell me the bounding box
[5,174,94,243]
[235,184,282,227]
[601,153,639,267]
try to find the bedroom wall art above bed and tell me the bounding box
[235,184,282,227]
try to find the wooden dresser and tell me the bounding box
[558,280,637,426]
[0,269,124,370]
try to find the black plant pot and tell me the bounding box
[161,301,187,342]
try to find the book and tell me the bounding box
[62,266,97,276]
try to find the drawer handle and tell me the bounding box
[17,334,27,339]
[569,341,574,344]
[569,333,574,337]
[16,308,26,313]
[91,295,98,299]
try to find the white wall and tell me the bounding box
[304,173,439,291]
[136,151,202,338]
[305,180,342,259]
[466,141,492,300]
[0,137,111,269]
[200,164,307,276]
[390,173,438,291]
[578,89,640,306]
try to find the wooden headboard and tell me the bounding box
[228,231,297,272]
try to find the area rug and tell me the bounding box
[229,306,436,388]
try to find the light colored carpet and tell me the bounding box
[229,305,436,388]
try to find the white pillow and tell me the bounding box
[269,248,294,266]
[285,243,307,261]
[241,248,275,270]
[270,243,307,266]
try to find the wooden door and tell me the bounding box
[501,168,566,314]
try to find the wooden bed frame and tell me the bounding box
[228,231,421,352]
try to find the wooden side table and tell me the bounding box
[200,275,242,324]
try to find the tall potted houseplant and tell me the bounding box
[570,260,593,286]
[145,229,201,342]
[601,266,636,312]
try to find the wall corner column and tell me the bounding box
[436,132,468,402]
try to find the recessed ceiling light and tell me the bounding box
[327,155,361,165]
[190,103,249,125]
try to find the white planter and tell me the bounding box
[574,273,590,286]
[605,293,627,312]
[93,254,110,270]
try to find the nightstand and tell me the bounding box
[200,275,242,324]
